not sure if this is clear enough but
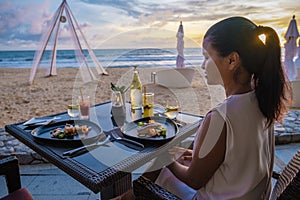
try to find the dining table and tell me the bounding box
[5,101,203,199]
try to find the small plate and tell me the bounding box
[122,116,178,141]
[31,120,103,145]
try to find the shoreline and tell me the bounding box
[0,67,226,128]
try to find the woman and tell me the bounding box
[148,16,291,199]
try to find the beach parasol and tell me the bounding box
[284,15,299,80]
[176,21,185,68]
[295,38,300,71]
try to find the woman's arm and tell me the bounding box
[167,111,227,190]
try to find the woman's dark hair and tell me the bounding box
[204,16,291,127]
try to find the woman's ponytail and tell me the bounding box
[253,26,291,127]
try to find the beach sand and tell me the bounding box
[0,67,225,128]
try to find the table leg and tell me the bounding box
[101,173,132,199]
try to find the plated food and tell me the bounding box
[122,116,178,141]
[50,123,91,139]
[31,120,102,144]
[137,120,167,138]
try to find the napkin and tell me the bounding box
[23,117,60,126]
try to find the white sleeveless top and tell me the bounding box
[195,91,274,200]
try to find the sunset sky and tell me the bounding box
[0,0,299,50]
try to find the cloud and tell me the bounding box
[79,0,142,18]
[134,0,299,28]
[0,0,97,50]
[0,0,299,50]
[0,1,53,48]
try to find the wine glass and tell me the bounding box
[164,99,180,119]
[111,91,126,127]
[67,103,80,119]
[143,92,154,118]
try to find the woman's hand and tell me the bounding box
[168,146,192,166]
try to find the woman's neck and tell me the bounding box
[223,68,253,97]
[224,81,252,97]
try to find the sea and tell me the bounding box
[0,48,204,69]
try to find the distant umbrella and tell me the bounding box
[295,39,300,70]
[176,21,185,68]
[284,15,299,41]
[284,15,299,80]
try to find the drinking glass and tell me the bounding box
[111,91,126,127]
[67,103,80,118]
[143,92,154,118]
[78,96,90,120]
[164,99,179,119]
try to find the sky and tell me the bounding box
[0,0,299,50]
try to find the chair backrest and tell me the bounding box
[0,156,21,193]
[0,156,34,200]
[270,150,300,200]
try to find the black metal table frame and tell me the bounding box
[5,102,201,199]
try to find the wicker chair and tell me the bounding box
[133,150,300,200]
[0,156,33,200]
[270,150,300,200]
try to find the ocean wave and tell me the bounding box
[0,48,203,68]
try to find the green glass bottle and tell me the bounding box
[130,66,143,120]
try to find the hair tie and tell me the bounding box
[255,25,264,35]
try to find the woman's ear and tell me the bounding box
[227,52,240,71]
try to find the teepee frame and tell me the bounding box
[29,0,108,84]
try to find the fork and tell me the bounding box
[63,135,111,157]
[111,131,144,149]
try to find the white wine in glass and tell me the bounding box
[165,100,179,119]
[67,104,80,118]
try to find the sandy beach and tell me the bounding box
[0,67,225,128]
